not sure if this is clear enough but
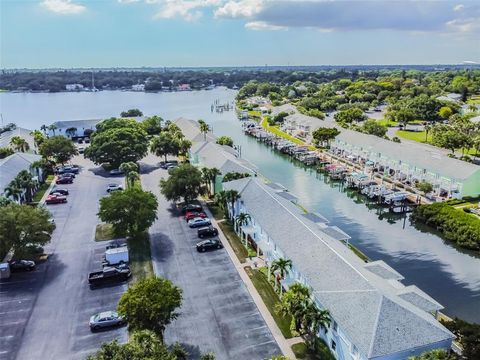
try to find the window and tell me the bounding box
[351,344,359,359]
[332,320,338,333]
[331,340,336,351]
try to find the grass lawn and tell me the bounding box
[95,223,116,241]
[128,232,154,281]
[244,266,293,338]
[396,129,431,143]
[32,175,54,203]
[348,244,369,262]
[292,341,335,360]
[206,203,225,221]
[218,221,247,263]
[261,117,316,150]
[248,110,262,118]
[376,119,398,127]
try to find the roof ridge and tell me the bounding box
[368,294,384,357]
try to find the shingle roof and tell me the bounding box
[335,128,480,181]
[365,261,404,281]
[0,153,42,192]
[52,119,103,129]
[223,178,453,358]
[0,127,35,150]
[191,141,256,175]
[174,117,216,143]
[271,104,297,116]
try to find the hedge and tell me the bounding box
[411,202,480,251]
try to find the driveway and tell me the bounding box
[1,156,127,360]
[140,155,281,360]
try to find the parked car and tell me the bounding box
[9,260,36,272]
[89,311,125,331]
[84,138,90,143]
[106,240,126,250]
[196,239,223,252]
[197,225,218,238]
[56,176,73,184]
[59,172,76,179]
[188,217,211,228]
[181,203,202,214]
[109,169,124,176]
[45,194,67,204]
[185,211,207,221]
[88,267,131,287]
[50,188,69,196]
[160,160,178,169]
[106,184,123,193]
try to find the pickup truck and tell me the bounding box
[88,267,131,287]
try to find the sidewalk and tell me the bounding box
[203,202,297,359]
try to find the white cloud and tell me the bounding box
[118,0,141,3]
[453,4,464,11]
[245,20,286,30]
[214,0,264,18]
[446,17,480,32]
[40,0,86,14]
[133,0,222,21]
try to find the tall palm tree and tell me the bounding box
[277,283,311,333]
[214,190,229,218]
[40,124,48,135]
[271,258,292,295]
[119,162,139,188]
[4,181,23,203]
[198,120,209,141]
[235,212,251,245]
[225,189,240,220]
[209,167,221,193]
[30,130,46,148]
[10,136,30,152]
[48,124,58,136]
[302,304,331,351]
[16,170,36,203]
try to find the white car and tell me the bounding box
[106,184,123,193]
[89,311,125,331]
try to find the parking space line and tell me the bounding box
[0,298,32,304]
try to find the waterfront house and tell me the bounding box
[65,84,84,91]
[330,129,480,198]
[174,117,216,143]
[0,153,44,203]
[223,177,454,360]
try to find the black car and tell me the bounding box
[50,188,69,196]
[9,260,36,272]
[196,239,223,252]
[197,226,218,238]
[60,172,76,178]
[181,203,202,214]
[56,177,73,184]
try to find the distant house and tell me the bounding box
[0,153,44,203]
[47,119,102,138]
[436,93,462,103]
[65,84,84,91]
[131,84,145,91]
[177,84,191,91]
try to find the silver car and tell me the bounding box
[89,311,125,331]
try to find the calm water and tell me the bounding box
[1,89,479,323]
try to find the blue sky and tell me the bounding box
[1,0,479,68]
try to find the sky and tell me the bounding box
[0,0,479,68]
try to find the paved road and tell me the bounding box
[140,155,281,360]
[1,156,127,360]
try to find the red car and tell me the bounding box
[45,194,67,204]
[56,176,73,184]
[185,211,207,221]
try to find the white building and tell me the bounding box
[65,84,84,91]
[224,177,454,360]
[131,84,145,91]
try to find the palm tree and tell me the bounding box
[209,167,221,193]
[10,136,30,152]
[30,130,45,148]
[40,124,48,135]
[48,124,58,136]
[4,181,23,203]
[235,212,251,245]
[271,258,292,295]
[225,189,240,220]
[214,190,229,218]
[276,283,311,333]
[302,304,331,351]
[198,120,209,141]
[16,170,36,203]
[177,138,192,158]
[119,162,139,188]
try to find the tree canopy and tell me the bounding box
[97,188,158,238]
[334,107,367,124]
[118,277,182,341]
[159,164,204,203]
[312,127,340,147]
[39,136,78,164]
[216,136,234,147]
[0,203,55,257]
[85,118,149,169]
[121,108,143,117]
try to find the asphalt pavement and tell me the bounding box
[1,156,127,360]
[140,155,281,360]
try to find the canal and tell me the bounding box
[1,88,479,323]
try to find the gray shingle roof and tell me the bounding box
[52,119,103,129]
[335,128,479,181]
[318,225,351,241]
[0,153,42,192]
[174,117,216,143]
[223,178,453,358]
[365,261,404,281]
[0,127,35,150]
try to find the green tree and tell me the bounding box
[30,130,46,148]
[48,124,58,136]
[142,115,163,135]
[442,318,480,359]
[198,119,210,141]
[302,303,331,351]
[120,108,143,117]
[159,164,204,203]
[214,190,229,218]
[98,188,158,238]
[117,277,182,341]
[438,106,453,119]
[334,107,367,124]
[200,353,216,360]
[87,330,177,360]
[222,172,251,183]
[216,136,234,147]
[408,349,457,360]
[362,120,388,137]
[271,258,292,295]
[10,136,30,152]
[312,127,340,147]
[85,119,148,169]
[150,132,180,162]
[15,170,37,203]
[235,212,251,244]
[39,136,78,164]
[0,147,14,159]
[277,283,311,333]
[225,189,240,219]
[0,203,55,257]
[3,180,23,202]
[417,181,433,195]
[201,167,221,196]
[119,162,140,188]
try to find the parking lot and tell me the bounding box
[0,156,127,360]
[141,155,281,360]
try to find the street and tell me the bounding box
[0,156,127,360]
[140,154,281,360]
